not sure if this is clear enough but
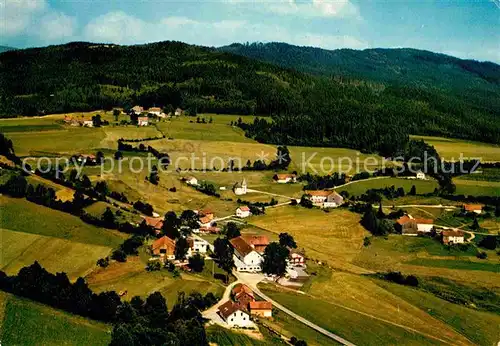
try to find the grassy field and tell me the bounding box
[456,168,500,182]
[287,146,386,175]
[84,201,143,224]
[248,206,367,272]
[335,177,438,197]
[86,256,224,304]
[0,229,112,279]
[454,179,500,196]
[375,280,500,346]
[412,135,500,162]
[260,282,468,346]
[0,291,111,345]
[353,235,500,289]
[26,174,75,201]
[406,258,500,273]
[156,114,257,142]
[0,196,126,247]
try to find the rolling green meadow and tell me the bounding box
[0,291,111,345]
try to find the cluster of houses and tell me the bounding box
[396,213,466,244]
[150,233,210,261]
[131,105,184,118]
[218,284,273,328]
[304,190,344,208]
[63,116,94,127]
[229,235,308,282]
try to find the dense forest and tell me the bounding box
[1,41,499,155]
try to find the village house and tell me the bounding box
[249,301,273,318]
[442,230,465,245]
[188,237,210,255]
[273,173,297,184]
[174,108,183,116]
[198,226,221,234]
[396,215,418,235]
[82,120,94,127]
[288,248,306,267]
[233,179,247,195]
[240,235,269,254]
[305,190,344,208]
[199,209,214,220]
[236,205,251,218]
[416,171,426,180]
[198,216,213,228]
[230,236,263,272]
[142,216,164,234]
[183,176,198,186]
[131,105,144,115]
[218,301,251,328]
[414,218,434,233]
[286,266,310,282]
[151,236,176,260]
[138,116,149,126]
[232,284,255,307]
[463,204,482,214]
[148,107,162,116]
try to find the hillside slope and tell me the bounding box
[1,41,499,153]
[220,42,500,116]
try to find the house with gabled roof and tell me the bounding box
[305,190,344,208]
[148,107,162,116]
[463,204,482,214]
[236,205,251,218]
[249,301,273,318]
[138,116,149,126]
[131,105,144,115]
[240,234,269,254]
[218,301,251,328]
[442,230,465,244]
[273,173,297,184]
[230,236,263,272]
[151,236,176,260]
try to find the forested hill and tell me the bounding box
[220,42,500,115]
[1,41,500,156]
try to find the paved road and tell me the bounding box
[236,272,357,346]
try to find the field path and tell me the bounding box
[331,176,391,190]
[246,188,295,200]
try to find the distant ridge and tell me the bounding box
[219,42,500,90]
[0,46,16,54]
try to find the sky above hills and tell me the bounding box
[1,0,499,63]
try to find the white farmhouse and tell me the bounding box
[236,206,251,218]
[83,120,93,127]
[184,176,198,186]
[188,237,210,255]
[148,107,162,116]
[138,116,149,126]
[233,179,247,195]
[415,218,434,233]
[273,173,297,184]
[442,230,465,245]
[218,301,252,328]
[230,236,263,272]
[416,171,426,180]
[131,105,144,115]
[306,190,344,208]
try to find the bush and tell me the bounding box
[111,249,127,262]
[97,257,109,267]
[363,236,371,247]
[476,251,488,259]
[146,261,162,271]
